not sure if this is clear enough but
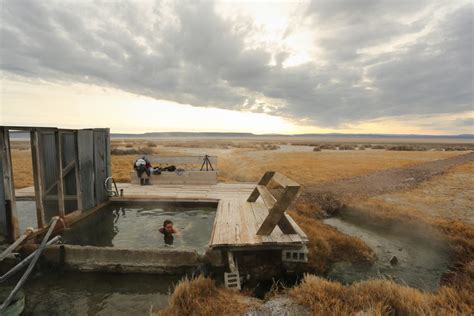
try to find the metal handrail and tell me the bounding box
[104,176,119,197]
[0,217,61,313]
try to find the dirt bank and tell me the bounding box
[301,152,474,210]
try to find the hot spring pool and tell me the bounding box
[62,201,217,251]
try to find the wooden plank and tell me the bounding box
[256,185,276,209]
[247,171,275,202]
[93,130,107,204]
[30,130,45,228]
[77,130,95,210]
[283,213,308,241]
[0,144,5,236]
[272,171,299,187]
[62,160,76,176]
[74,131,83,210]
[105,128,112,179]
[1,128,19,240]
[55,131,65,218]
[250,202,273,244]
[257,186,300,235]
[208,200,221,246]
[210,199,228,246]
[237,200,253,245]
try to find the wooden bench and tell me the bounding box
[247,171,301,235]
[130,155,218,185]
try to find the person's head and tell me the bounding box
[163,219,174,232]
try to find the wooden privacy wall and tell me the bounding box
[0,126,111,241]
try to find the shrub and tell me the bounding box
[111,146,154,155]
[338,145,355,150]
[290,275,473,315]
[157,276,247,316]
[313,146,321,152]
[320,144,336,150]
[147,141,157,147]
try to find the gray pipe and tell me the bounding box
[0,217,60,313]
[0,235,61,283]
[0,229,33,262]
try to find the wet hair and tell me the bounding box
[163,219,173,227]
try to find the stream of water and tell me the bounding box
[324,214,450,290]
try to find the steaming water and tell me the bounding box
[20,271,181,315]
[324,214,450,290]
[62,202,217,251]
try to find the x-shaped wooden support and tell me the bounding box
[247,171,301,235]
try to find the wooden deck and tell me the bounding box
[16,182,308,249]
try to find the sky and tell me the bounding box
[0,0,473,135]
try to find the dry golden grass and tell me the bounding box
[10,139,463,188]
[218,150,462,185]
[10,149,33,189]
[288,210,376,274]
[289,274,473,315]
[364,161,474,223]
[156,276,251,316]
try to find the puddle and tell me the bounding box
[19,271,181,315]
[323,214,450,290]
[63,202,216,251]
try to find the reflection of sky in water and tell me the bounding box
[63,203,216,251]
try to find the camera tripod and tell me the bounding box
[200,154,214,171]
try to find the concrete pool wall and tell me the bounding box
[38,244,223,274]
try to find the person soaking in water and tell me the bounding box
[159,219,179,245]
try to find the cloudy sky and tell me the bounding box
[1,0,473,134]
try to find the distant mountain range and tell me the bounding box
[111,132,474,139]
[7,130,473,140]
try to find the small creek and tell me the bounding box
[323,212,450,290]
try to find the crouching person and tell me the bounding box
[134,156,151,185]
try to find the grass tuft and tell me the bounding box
[157,276,249,316]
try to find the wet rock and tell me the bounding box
[390,256,398,265]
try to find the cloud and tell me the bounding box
[0,0,472,129]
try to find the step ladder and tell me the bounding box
[224,251,241,290]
